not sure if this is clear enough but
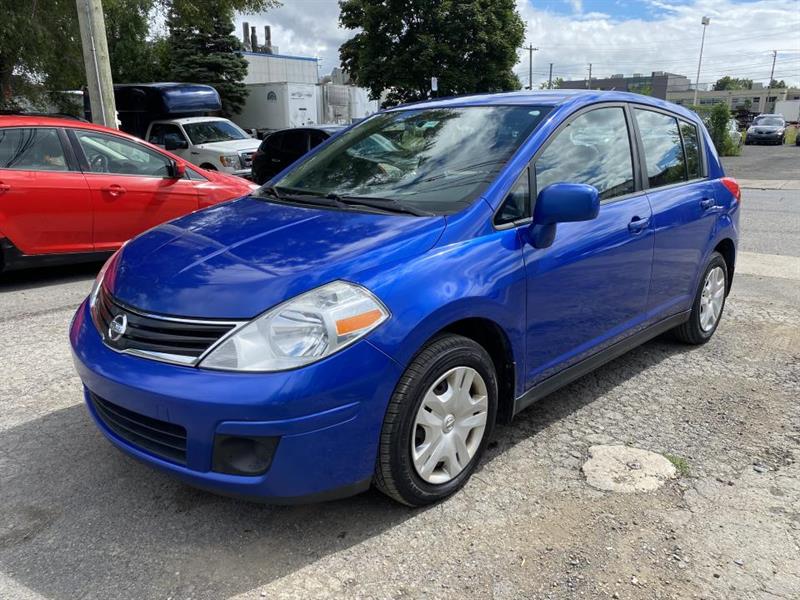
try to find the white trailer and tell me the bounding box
[236,82,319,131]
[774,99,800,123]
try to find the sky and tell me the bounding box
[236,0,800,90]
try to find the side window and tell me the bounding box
[535,107,635,201]
[634,109,687,188]
[75,130,172,177]
[0,128,69,171]
[309,130,328,148]
[283,131,309,155]
[185,166,207,181]
[265,132,284,152]
[496,169,530,225]
[680,121,702,180]
[149,124,185,147]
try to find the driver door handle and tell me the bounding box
[628,216,650,234]
[0,183,10,193]
[102,184,126,197]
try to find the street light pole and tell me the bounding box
[692,16,710,106]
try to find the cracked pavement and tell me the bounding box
[1,157,798,599]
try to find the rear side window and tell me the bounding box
[634,109,687,188]
[148,123,184,146]
[535,107,635,201]
[0,128,69,171]
[264,132,284,151]
[283,131,309,154]
[680,121,702,179]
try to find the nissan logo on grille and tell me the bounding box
[108,314,128,342]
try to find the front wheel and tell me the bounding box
[672,252,728,345]
[374,334,498,506]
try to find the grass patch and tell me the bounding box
[664,454,691,477]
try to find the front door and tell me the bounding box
[520,105,654,387]
[69,129,198,250]
[0,126,93,255]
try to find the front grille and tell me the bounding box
[93,286,238,365]
[239,151,254,169]
[89,392,187,464]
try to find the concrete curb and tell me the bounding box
[737,179,800,191]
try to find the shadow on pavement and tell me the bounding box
[0,261,104,293]
[0,336,688,600]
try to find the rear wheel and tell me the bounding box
[374,334,498,506]
[672,252,728,345]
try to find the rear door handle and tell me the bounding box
[628,216,650,234]
[0,183,10,193]
[102,184,126,197]
[700,197,716,210]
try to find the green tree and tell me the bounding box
[339,0,524,106]
[105,0,169,83]
[539,77,564,90]
[165,5,249,116]
[0,1,84,109]
[769,79,786,88]
[712,76,753,91]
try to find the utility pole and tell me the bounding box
[766,50,777,112]
[523,44,538,90]
[76,0,117,128]
[548,63,553,90]
[587,63,592,89]
[693,16,711,106]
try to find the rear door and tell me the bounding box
[516,104,655,387]
[69,129,198,250]
[0,126,92,255]
[631,108,717,317]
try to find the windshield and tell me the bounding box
[269,105,550,214]
[183,120,248,144]
[753,117,784,127]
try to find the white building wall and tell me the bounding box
[243,52,318,85]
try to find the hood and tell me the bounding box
[194,138,261,153]
[108,198,445,319]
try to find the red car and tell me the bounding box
[0,115,256,273]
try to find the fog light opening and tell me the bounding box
[212,434,279,476]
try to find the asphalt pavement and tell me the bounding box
[1,150,798,600]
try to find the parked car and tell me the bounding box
[70,90,740,506]
[0,116,256,273]
[745,114,786,145]
[251,125,344,184]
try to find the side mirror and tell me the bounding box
[168,160,186,179]
[528,183,600,249]
[165,137,189,151]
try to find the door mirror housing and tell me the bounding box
[168,160,186,179]
[528,183,600,249]
[164,136,189,151]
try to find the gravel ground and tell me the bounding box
[1,187,799,599]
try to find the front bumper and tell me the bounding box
[746,132,783,143]
[70,299,403,502]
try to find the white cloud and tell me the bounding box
[236,0,800,88]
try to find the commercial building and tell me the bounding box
[559,71,691,100]
[667,85,800,114]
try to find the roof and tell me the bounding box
[387,89,700,121]
[0,115,107,129]
[152,116,232,125]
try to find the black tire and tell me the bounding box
[672,251,728,345]
[373,334,498,506]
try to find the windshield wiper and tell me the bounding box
[258,185,344,209]
[326,193,433,217]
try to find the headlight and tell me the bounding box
[89,244,124,309]
[200,281,390,372]
[747,126,755,133]
[219,154,240,168]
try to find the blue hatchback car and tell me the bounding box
[71,90,740,506]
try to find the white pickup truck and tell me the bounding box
[144,116,261,179]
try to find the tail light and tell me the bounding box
[721,177,741,202]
